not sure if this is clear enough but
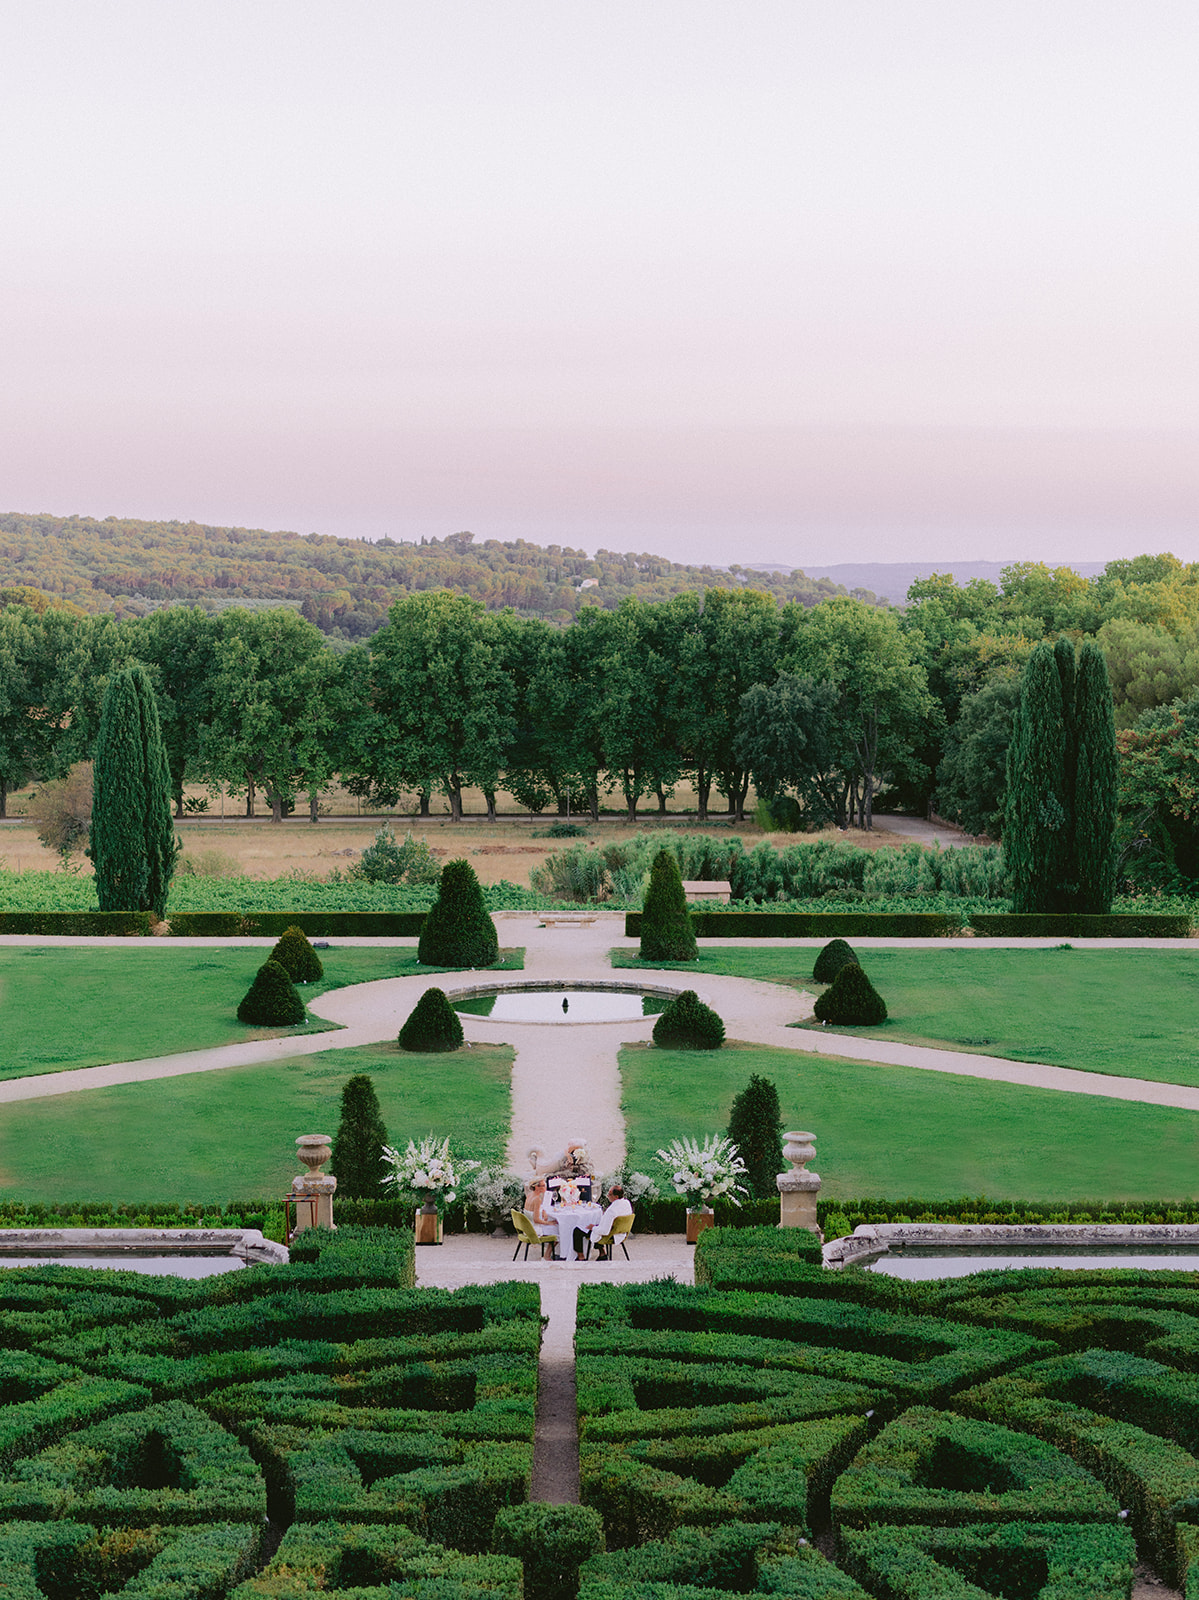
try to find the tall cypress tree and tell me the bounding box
[1073,640,1118,914]
[1005,636,1117,914]
[88,665,180,919]
[331,1074,390,1200]
[1005,641,1069,913]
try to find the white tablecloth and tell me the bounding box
[552,1203,603,1259]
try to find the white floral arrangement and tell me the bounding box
[655,1135,748,1210]
[600,1170,660,1204]
[555,1179,582,1207]
[464,1168,526,1228]
[382,1135,478,1209]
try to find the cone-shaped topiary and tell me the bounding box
[417,858,499,968]
[399,986,465,1052]
[237,959,306,1025]
[813,962,887,1026]
[653,988,725,1049]
[726,1073,784,1199]
[269,925,324,984]
[331,1074,390,1200]
[813,938,859,984]
[639,849,697,962]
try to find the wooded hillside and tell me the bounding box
[0,512,872,637]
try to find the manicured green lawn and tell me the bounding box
[619,1041,1199,1203]
[613,945,1199,1086]
[0,945,523,1080]
[0,1041,514,1204]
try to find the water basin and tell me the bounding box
[0,1255,245,1277]
[868,1245,1199,1280]
[453,985,670,1023]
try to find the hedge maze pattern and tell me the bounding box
[0,1227,535,1598]
[576,1227,1199,1600]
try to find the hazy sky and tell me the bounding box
[2,2,1197,568]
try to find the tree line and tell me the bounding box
[3,552,1199,891]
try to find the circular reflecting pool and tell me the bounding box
[453,986,669,1023]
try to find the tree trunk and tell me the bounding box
[309,790,320,823]
[270,790,284,824]
[245,778,255,818]
[624,771,638,824]
[484,790,497,823]
[419,791,431,817]
[696,766,710,821]
[589,785,599,823]
[0,776,6,819]
[447,779,463,822]
[655,784,669,815]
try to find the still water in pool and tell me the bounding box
[453,988,668,1023]
[868,1245,1199,1279]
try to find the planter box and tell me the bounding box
[686,1209,716,1244]
[414,1210,443,1245]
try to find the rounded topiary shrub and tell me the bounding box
[399,986,465,1052]
[813,962,887,1026]
[652,989,725,1049]
[417,859,499,968]
[269,925,324,984]
[237,959,306,1025]
[639,849,697,963]
[813,937,858,985]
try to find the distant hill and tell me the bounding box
[744,559,1107,607]
[0,512,877,638]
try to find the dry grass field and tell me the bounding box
[0,777,918,886]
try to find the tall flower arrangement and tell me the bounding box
[382,1135,477,1212]
[655,1135,748,1210]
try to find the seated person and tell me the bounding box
[572,1184,633,1260]
[523,1179,557,1241]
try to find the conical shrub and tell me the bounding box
[331,1074,389,1200]
[399,986,465,1052]
[269,925,324,983]
[417,859,499,968]
[237,959,306,1025]
[726,1074,783,1199]
[813,962,887,1026]
[652,989,725,1049]
[639,850,697,962]
[813,938,858,985]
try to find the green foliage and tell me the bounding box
[812,939,858,983]
[626,910,965,938]
[970,912,1191,936]
[1074,640,1119,913]
[236,959,306,1025]
[418,859,500,968]
[725,1076,783,1200]
[652,990,725,1050]
[840,1521,1134,1600]
[640,850,698,962]
[88,664,181,918]
[268,923,324,982]
[812,963,887,1025]
[331,1076,390,1201]
[400,987,466,1052]
[352,824,443,884]
[26,761,93,868]
[493,1501,606,1600]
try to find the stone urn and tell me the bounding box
[291,1134,337,1235]
[777,1131,820,1233]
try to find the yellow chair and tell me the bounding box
[511,1209,558,1262]
[589,1212,634,1261]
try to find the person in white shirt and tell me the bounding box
[573,1185,633,1260]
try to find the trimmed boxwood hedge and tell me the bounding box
[0,910,154,935]
[168,910,429,936]
[624,911,963,938]
[233,1518,524,1599]
[581,1521,872,1600]
[969,912,1193,937]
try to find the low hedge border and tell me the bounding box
[168,910,429,936]
[830,1405,1118,1530]
[624,911,963,938]
[838,1520,1136,1600]
[820,1196,1199,1230]
[0,1519,263,1600]
[0,910,154,936]
[969,912,1193,937]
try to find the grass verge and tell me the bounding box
[0,945,523,1080]
[619,1040,1199,1203]
[0,1040,513,1204]
[613,945,1199,1087]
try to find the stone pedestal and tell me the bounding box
[291,1134,337,1235]
[777,1131,820,1234]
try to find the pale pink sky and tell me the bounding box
[2,2,1196,567]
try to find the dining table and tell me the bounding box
[550,1201,604,1260]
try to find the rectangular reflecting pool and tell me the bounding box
[868,1245,1199,1279]
[0,1254,245,1276]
